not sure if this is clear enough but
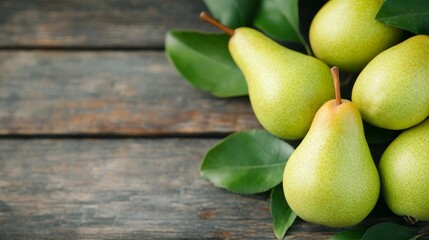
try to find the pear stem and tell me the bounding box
[330,66,342,106]
[200,12,234,36]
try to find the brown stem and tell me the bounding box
[330,66,342,106]
[199,12,234,36]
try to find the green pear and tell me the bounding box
[379,118,429,221]
[352,35,429,130]
[200,12,335,140]
[283,67,380,227]
[309,0,403,72]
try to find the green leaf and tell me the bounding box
[330,227,367,240]
[270,184,296,240]
[203,0,260,28]
[253,0,312,55]
[253,0,299,42]
[361,222,418,240]
[165,31,247,97]
[201,130,294,194]
[376,0,429,34]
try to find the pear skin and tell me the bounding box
[229,28,334,140]
[309,0,403,72]
[352,35,429,130]
[379,118,429,221]
[283,99,380,227]
[283,68,380,227]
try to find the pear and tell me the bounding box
[379,118,429,221]
[200,12,335,140]
[309,0,403,72]
[352,35,429,130]
[283,67,380,227]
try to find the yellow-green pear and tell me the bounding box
[379,118,429,221]
[200,12,334,140]
[309,0,403,72]
[352,35,429,130]
[283,67,380,227]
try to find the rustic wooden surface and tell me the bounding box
[0,139,328,240]
[0,1,428,239]
[0,51,260,135]
[0,0,212,48]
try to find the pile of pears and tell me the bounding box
[200,0,429,228]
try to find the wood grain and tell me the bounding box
[2,139,426,240]
[0,139,303,239]
[0,0,213,48]
[0,0,329,49]
[0,51,261,135]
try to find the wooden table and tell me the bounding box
[1,1,428,239]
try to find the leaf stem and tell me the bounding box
[297,34,313,56]
[200,12,234,36]
[330,66,342,106]
[302,41,313,56]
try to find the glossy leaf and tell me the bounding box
[165,31,247,97]
[203,0,260,28]
[361,222,417,240]
[253,0,299,42]
[376,0,429,34]
[201,130,294,194]
[330,227,367,240]
[270,184,296,240]
[253,0,311,54]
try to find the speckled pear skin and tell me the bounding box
[229,28,335,140]
[379,119,429,221]
[309,0,403,72]
[283,99,380,227]
[352,35,429,130]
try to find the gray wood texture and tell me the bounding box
[0,51,260,135]
[0,0,212,48]
[0,139,322,240]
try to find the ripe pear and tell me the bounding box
[379,118,429,221]
[352,35,429,130]
[283,67,380,227]
[309,0,403,72]
[200,12,335,140]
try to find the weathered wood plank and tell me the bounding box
[0,0,328,49]
[0,51,260,135]
[0,139,297,239]
[2,139,426,239]
[0,0,212,48]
